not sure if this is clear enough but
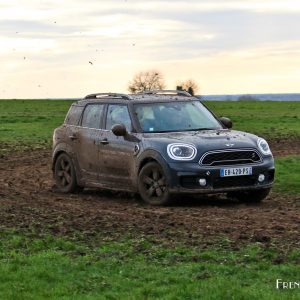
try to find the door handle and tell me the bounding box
[69,134,78,140]
[100,138,109,145]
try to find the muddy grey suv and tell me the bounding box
[52,90,274,205]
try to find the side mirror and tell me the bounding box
[219,117,233,129]
[112,123,127,136]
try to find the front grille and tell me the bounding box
[213,176,256,189]
[200,149,261,166]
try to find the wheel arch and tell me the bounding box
[52,143,83,185]
[136,149,171,185]
[138,157,158,173]
[138,149,168,171]
[52,149,66,171]
[52,143,73,169]
[136,151,172,205]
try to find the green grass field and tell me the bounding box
[1,99,299,194]
[0,100,72,152]
[275,156,300,194]
[206,101,300,140]
[0,100,300,152]
[1,100,300,299]
[1,230,299,300]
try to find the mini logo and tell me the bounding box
[225,143,234,147]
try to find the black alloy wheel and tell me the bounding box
[54,153,80,193]
[138,162,171,205]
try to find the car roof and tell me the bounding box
[76,90,200,106]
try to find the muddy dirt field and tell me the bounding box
[0,142,300,251]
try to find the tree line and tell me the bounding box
[128,70,199,96]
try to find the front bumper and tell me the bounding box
[166,156,275,194]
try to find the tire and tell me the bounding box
[138,162,171,205]
[227,188,271,203]
[54,153,81,193]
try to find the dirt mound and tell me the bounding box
[0,149,299,250]
[269,137,300,157]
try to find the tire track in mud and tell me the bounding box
[0,146,300,249]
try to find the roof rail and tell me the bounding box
[84,93,133,100]
[141,90,192,97]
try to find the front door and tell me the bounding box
[98,104,136,189]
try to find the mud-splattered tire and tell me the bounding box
[54,153,80,193]
[138,162,171,205]
[228,188,271,203]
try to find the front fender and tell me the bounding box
[135,149,172,188]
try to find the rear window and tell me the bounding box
[64,105,84,126]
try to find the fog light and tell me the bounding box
[258,174,265,182]
[199,178,207,186]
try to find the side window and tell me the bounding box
[81,104,104,129]
[106,105,132,131]
[64,105,84,125]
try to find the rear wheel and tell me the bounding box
[138,162,171,205]
[227,188,271,203]
[54,153,81,193]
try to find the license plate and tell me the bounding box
[220,167,252,177]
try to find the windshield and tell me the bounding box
[133,101,222,133]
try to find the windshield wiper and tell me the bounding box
[184,127,217,131]
[143,128,219,133]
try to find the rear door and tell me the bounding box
[76,104,105,181]
[98,104,136,189]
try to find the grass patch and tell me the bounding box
[205,101,300,140]
[0,100,73,152]
[0,100,300,153]
[0,230,299,300]
[274,156,300,194]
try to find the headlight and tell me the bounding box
[257,138,272,155]
[167,143,197,160]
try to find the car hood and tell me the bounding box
[142,129,260,159]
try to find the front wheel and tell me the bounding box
[227,188,271,203]
[54,153,81,193]
[138,162,171,205]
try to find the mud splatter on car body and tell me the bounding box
[52,90,275,205]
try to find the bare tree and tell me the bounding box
[128,70,165,93]
[177,79,199,96]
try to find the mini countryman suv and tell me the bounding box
[52,90,275,205]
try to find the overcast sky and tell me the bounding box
[1,0,300,98]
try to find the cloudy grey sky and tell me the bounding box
[1,0,300,98]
